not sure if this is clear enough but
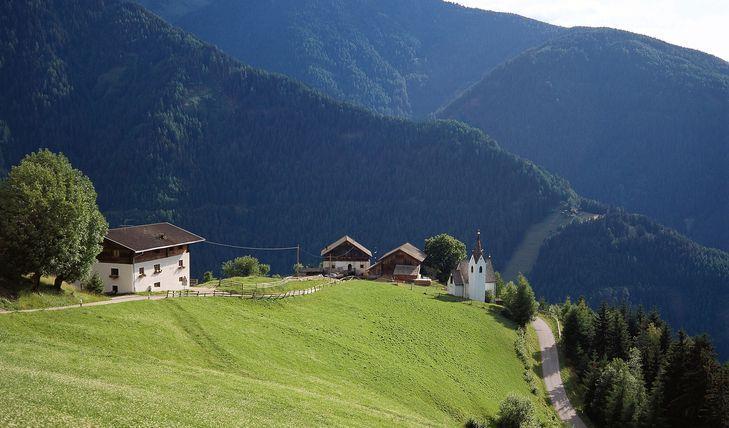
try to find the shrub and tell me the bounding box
[83,272,104,294]
[485,290,495,303]
[202,271,215,283]
[496,394,538,428]
[221,256,269,278]
[465,418,486,428]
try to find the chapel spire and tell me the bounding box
[472,230,484,261]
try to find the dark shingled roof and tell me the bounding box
[393,264,421,277]
[321,235,372,257]
[378,242,426,263]
[105,223,205,252]
[484,256,497,283]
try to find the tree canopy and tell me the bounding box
[0,150,108,289]
[424,233,466,283]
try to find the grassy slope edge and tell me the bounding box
[0,281,559,426]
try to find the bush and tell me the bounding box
[485,290,495,303]
[465,418,486,428]
[221,256,269,278]
[83,272,104,294]
[202,271,215,283]
[497,394,538,428]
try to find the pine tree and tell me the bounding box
[608,309,631,360]
[508,274,538,327]
[562,298,595,374]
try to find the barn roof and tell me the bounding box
[377,242,426,263]
[393,264,421,277]
[105,223,205,253]
[321,235,372,257]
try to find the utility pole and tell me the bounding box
[296,244,300,276]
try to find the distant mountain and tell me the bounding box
[136,0,562,117]
[0,0,574,276]
[530,211,729,358]
[441,28,729,252]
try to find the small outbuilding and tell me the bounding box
[321,235,372,276]
[91,222,205,294]
[368,242,426,282]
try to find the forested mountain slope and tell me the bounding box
[441,28,729,251]
[530,211,729,358]
[136,0,562,117]
[0,0,574,276]
[3,0,728,358]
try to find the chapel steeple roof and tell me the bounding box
[472,230,484,261]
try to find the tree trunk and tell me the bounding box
[53,276,64,291]
[32,272,41,291]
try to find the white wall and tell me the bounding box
[133,252,190,292]
[323,260,370,275]
[91,262,135,294]
[91,252,191,294]
[467,255,487,302]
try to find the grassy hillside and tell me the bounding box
[0,281,558,426]
[138,0,562,117]
[0,276,108,311]
[441,27,729,251]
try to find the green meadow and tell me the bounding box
[0,281,558,426]
[0,276,108,311]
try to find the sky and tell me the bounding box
[452,0,729,61]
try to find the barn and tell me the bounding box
[368,242,426,282]
[321,235,372,276]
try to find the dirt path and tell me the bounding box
[0,281,332,315]
[532,317,587,428]
[0,293,169,314]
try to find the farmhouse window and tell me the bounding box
[110,268,119,278]
[360,264,364,268]
[112,249,120,257]
[154,282,161,288]
[154,264,161,273]
[179,277,185,282]
[178,259,184,268]
[139,267,145,276]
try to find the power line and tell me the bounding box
[203,240,298,251]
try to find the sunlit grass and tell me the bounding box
[0,276,108,311]
[0,281,560,426]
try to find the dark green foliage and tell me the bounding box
[702,363,729,427]
[442,27,729,252]
[504,274,538,327]
[649,333,722,427]
[0,0,575,295]
[83,272,104,294]
[496,394,538,428]
[531,211,729,358]
[562,298,595,375]
[202,271,215,283]
[494,272,505,299]
[584,353,647,427]
[0,150,108,289]
[138,0,562,117]
[221,256,270,278]
[424,233,467,283]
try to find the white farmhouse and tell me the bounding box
[91,223,205,294]
[446,231,496,302]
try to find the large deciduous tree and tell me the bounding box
[0,150,108,290]
[423,234,466,283]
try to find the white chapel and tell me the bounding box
[446,231,496,302]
